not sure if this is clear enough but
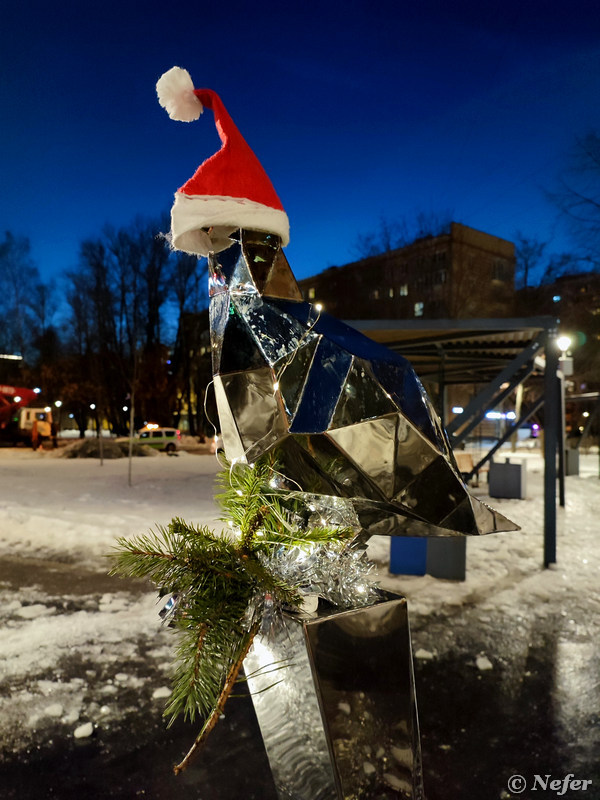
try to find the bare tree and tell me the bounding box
[550,131,600,268]
[0,232,41,357]
[62,216,176,434]
[352,211,453,259]
[172,251,207,318]
[514,232,546,289]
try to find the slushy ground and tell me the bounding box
[0,444,598,799]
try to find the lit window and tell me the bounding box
[414,301,424,317]
[400,284,408,296]
[308,287,315,300]
[388,287,394,298]
[373,289,380,300]
[492,260,508,281]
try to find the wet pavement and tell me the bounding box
[414,607,600,800]
[1,682,277,800]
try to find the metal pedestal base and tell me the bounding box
[244,593,424,799]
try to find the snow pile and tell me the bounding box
[60,438,159,458]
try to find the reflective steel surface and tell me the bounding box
[209,230,518,538]
[244,594,424,800]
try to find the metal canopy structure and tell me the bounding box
[349,316,562,567]
[352,316,556,385]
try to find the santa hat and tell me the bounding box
[156,66,290,256]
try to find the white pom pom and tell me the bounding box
[156,66,203,122]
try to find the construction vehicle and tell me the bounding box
[0,385,54,447]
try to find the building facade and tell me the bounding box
[516,271,600,395]
[298,222,516,320]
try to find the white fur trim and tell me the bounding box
[171,193,290,255]
[156,67,203,122]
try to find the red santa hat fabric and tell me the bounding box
[156,67,290,256]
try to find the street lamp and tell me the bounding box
[557,335,573,377]
[89,404,98,439]
[54,400,63,439]
[557,335,572,353]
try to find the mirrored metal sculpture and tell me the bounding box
[210,229,518,540]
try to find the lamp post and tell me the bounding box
[53,400,62,448]
[557,335,573,377]
[556,335,573,507]
[90,403,103,466]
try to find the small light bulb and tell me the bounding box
[273,381,279,392]
[315,303,323,312]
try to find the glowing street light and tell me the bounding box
[557,335,572,353]
[557,335,573,376]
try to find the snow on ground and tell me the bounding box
[0,447,222,754]
[0,447,220,567]
[0,444,598,767]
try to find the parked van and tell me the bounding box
[138,425,181,453]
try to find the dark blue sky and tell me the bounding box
[2,0,600,285]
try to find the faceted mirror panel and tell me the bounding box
[219,307,269,374]
[274,338,319,420]
[237,298,312,367]
[328,415,398,500]
[262,249,303,301]
[330,358,399,429]
[290,338,352,433]
[395,456,471,529]
[220,367,288,461]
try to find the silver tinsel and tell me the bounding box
[262,542,380,612]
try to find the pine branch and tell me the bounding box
[109,453,366,771]
[173,619,261,775]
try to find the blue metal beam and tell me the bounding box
[465,397,545,481]
[544,328,559,567]
[447,333,545,438]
